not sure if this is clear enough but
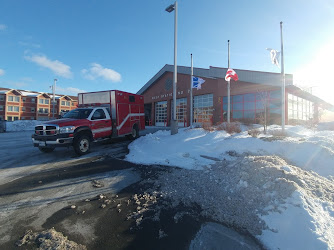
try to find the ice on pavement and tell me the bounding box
[126,125,334,250]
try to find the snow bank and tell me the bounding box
[127,126,334,178]
[6,120,41,132]
[126,125,334,249]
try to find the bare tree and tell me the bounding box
[256,91,269,134]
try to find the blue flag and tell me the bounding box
[192,76,205,90]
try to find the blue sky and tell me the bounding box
[0,0,333,104]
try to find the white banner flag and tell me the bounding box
[266,48,280,67]
[192,76,205,90]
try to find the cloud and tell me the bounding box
[18,41,41,48]
[0,24,7,31]
[0,69,5,76]
[25,53,73,78]
[56,86,86,95]
[2,80,27,88]
[20,77,34,82]
[82,63,121,82]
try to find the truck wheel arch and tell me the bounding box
[74,127,93,141]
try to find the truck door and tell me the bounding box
[90,108,112,139]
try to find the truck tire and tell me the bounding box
[39,147,55,153]
[74,135,91,155]
[129,124,139,140]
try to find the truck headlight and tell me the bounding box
[59,126,76,134]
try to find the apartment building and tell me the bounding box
[0,88,78,121]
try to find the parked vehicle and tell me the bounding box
[32,90,145,155]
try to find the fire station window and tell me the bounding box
[22,107,26,111]
[31,98,35,103]
[129,96,135,102]
[92,109,106,120]
[22,97,26,102]
[61,101,65,105]
[0,105,3,111]
[31,108,35,112]
[0,95,4,101]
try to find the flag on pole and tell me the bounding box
[192,76,205,90]
[266,48,280,67]
[225,68,238,81]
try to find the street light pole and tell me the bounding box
[52,79,57,119]
[166,1,178,135]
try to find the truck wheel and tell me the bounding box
[130,125,139,140]
[74,135,90,155]
[39,147,55,153]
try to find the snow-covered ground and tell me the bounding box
[126,125,334,250]
[1,121,334,249]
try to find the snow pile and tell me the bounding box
[127,126,334,178]
[6,120,41,132]
[149,155,334,249]
[126,126,334,249]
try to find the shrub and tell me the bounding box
[202,123,215,132]
[248,129,261,137]
[216,122,241,134]
[269,129,287,137]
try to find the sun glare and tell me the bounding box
[294,38,334,105]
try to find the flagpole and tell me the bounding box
[227,40,231,123]
[280,21,285,132]
[190,53,193,128]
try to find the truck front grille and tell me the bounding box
[35,125,58,135]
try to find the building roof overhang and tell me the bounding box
[287,85,334,111]
[137,64,294,95]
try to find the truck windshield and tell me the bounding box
[63,109,93,119]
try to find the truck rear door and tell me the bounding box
[90,108,112,139]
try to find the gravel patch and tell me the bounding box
[16,228,86,249]
[138,154,334,237]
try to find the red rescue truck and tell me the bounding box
[32,90,145,155]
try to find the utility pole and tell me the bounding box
[190,53,193,127]
[52,79,57,119]
[227,40,231,123]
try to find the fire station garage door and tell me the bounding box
[171,98,187,127]
[155,101,167,126]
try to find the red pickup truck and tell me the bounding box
[32,90,145,155]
